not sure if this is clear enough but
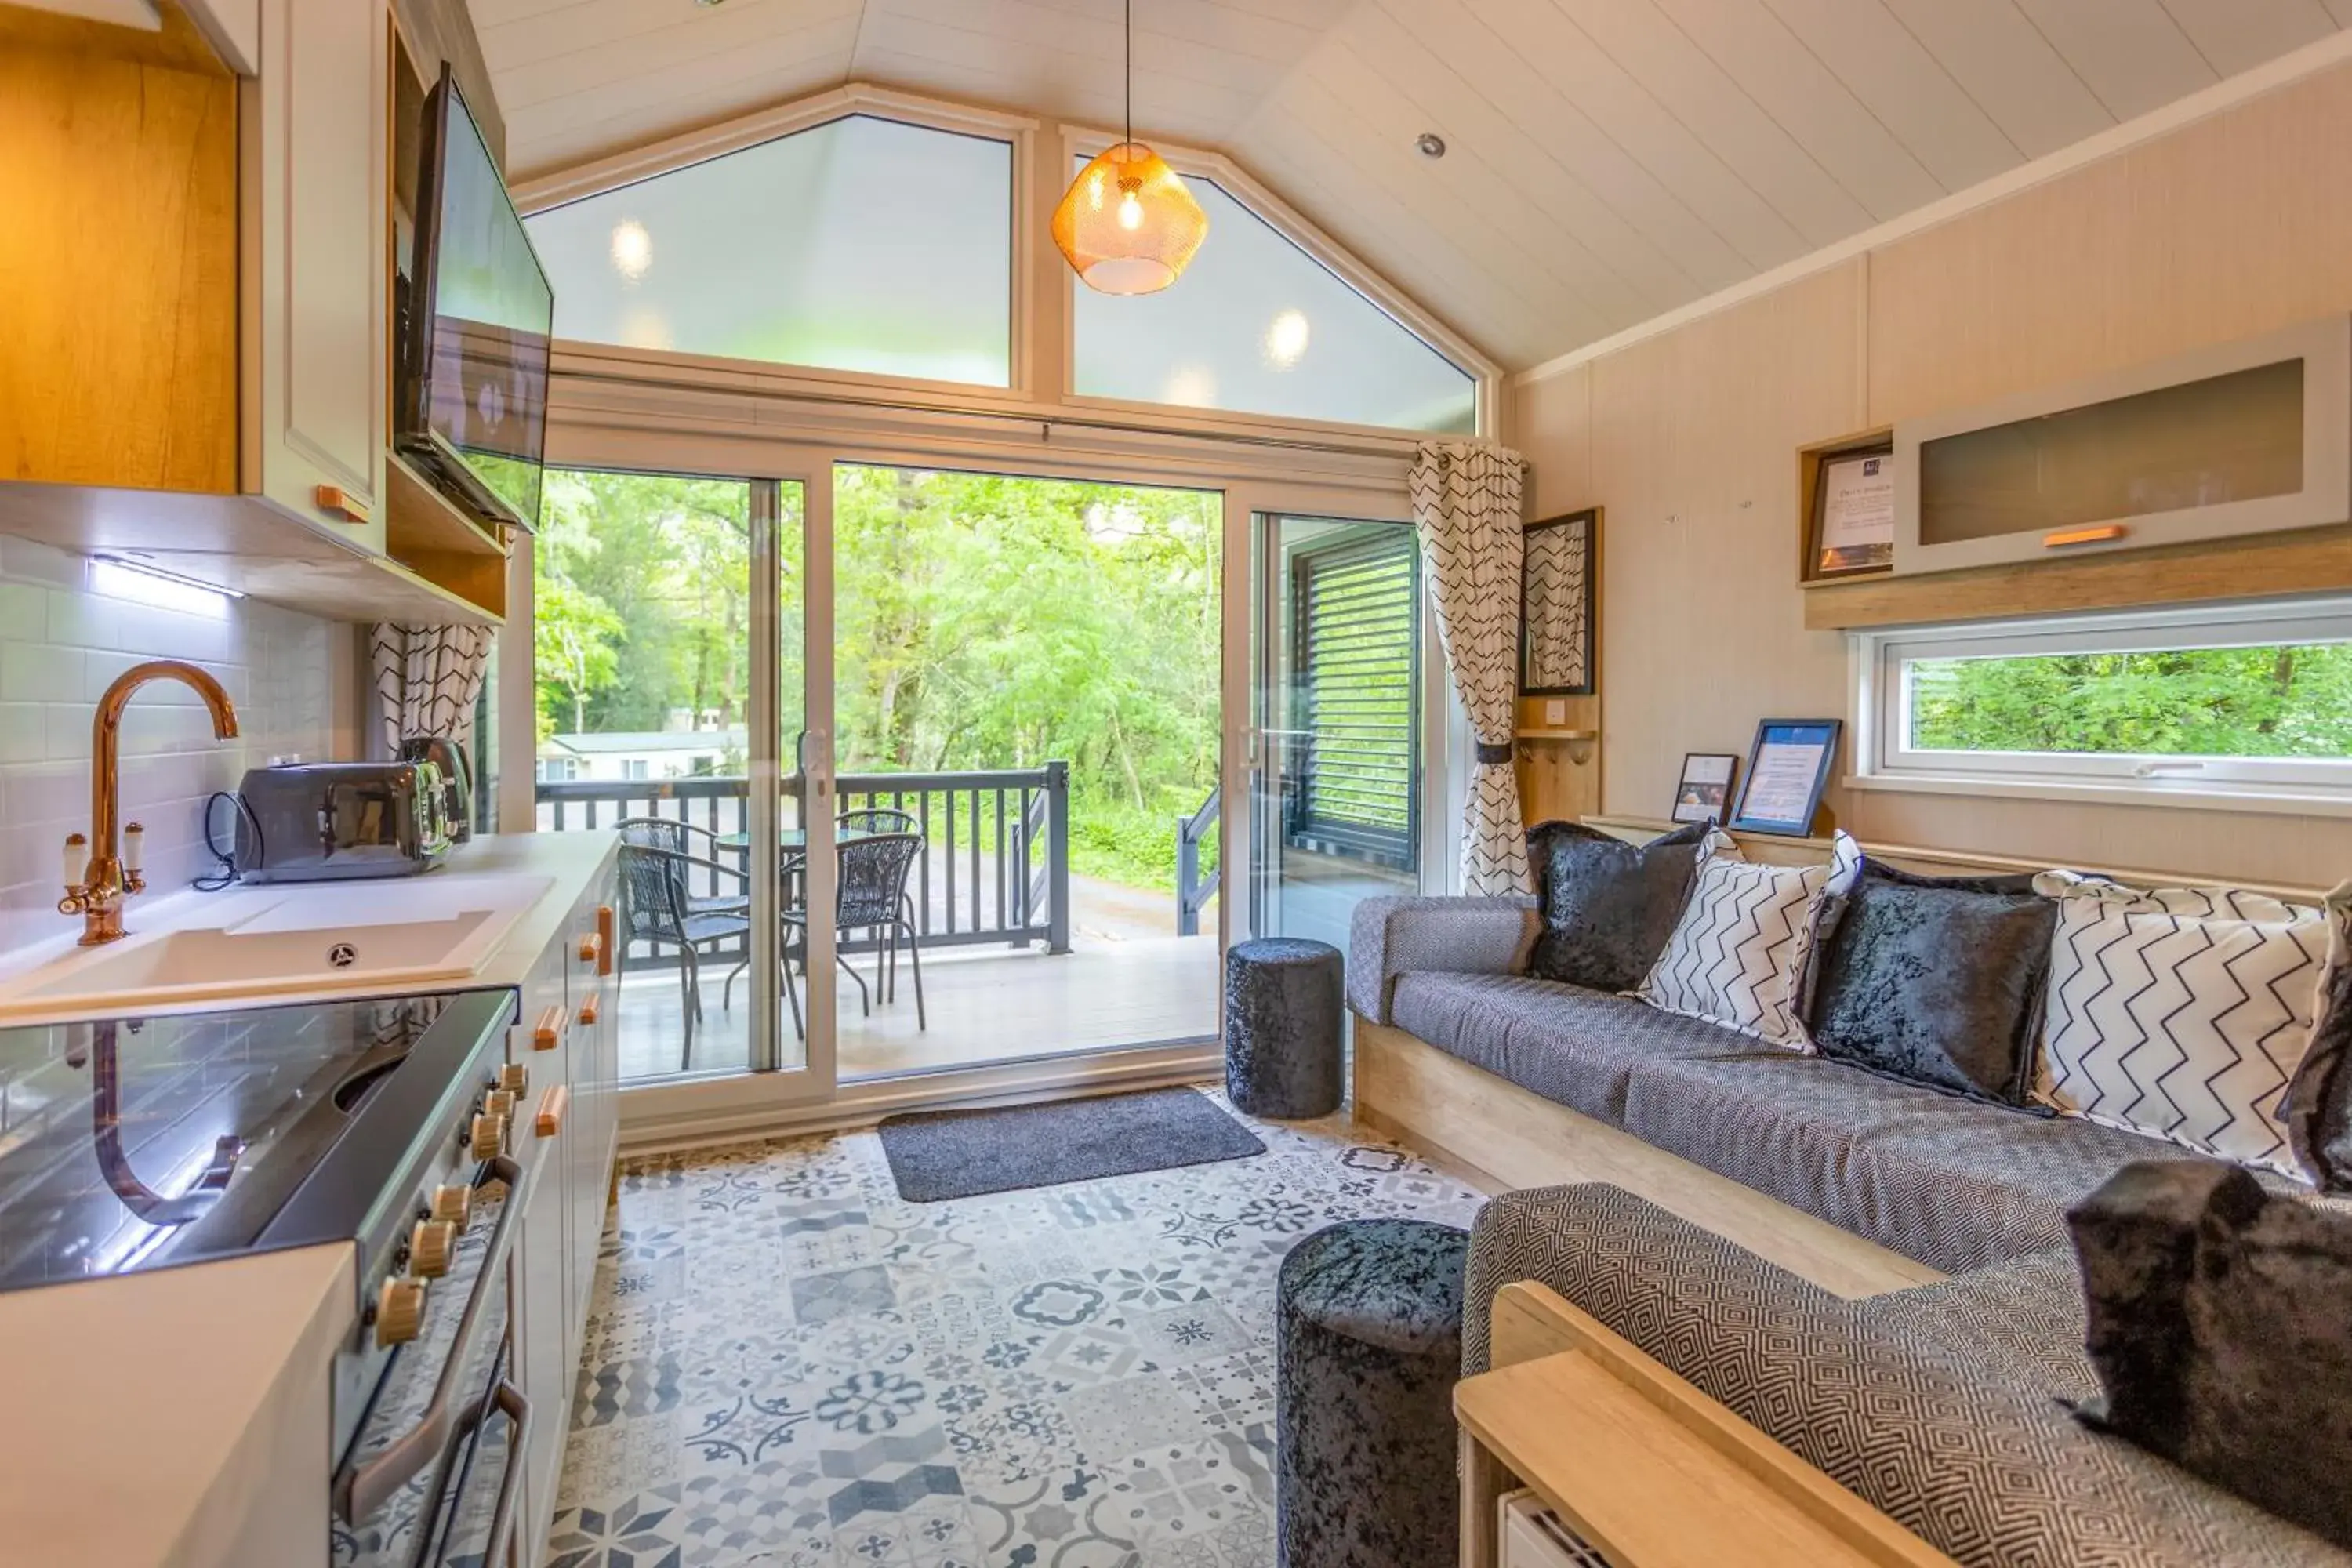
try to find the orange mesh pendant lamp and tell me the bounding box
[1053,2,1207,295]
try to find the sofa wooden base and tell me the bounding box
[1352,1019,1944,1299]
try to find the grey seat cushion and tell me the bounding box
[1388,972,1756,1124]
[1465,1184,2352,1568]
[1621,1047,2243,1273]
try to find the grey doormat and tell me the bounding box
[877,1087,1266,1202]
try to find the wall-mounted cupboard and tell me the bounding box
[1802,316,2352,630]
[0,0,506,626]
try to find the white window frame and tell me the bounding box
[1057,126,1493,441]
[506,82,1501,447]
[1849,597,2352,818]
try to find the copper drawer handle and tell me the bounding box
[577,993,600,1027]
[597,905,615,976]
[535,1084,569,1138]
[532,1004,565,1051]
[314,485,371,525]
[2043,524,2125,549]
[576,931,601,964]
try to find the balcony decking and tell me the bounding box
[611,931,1219,1081]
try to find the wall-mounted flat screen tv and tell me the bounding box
[399,66,552,532]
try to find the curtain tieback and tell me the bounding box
[1474,740,1514,765]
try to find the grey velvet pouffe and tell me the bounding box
[1225,937,1345,1118]
[1276,1218,1470,1568]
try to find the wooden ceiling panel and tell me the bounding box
[2009,0,2217,118]
[1361,0,1762,289]
[469,0,2348,368]
[1874,0,2117,158]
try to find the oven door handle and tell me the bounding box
[336,1152,529,1524]
[475,1378,533,1566]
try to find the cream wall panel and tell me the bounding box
[1585,261,1862,828]
[1515,363,1592,519]
[1509,54,2352,883]
[1866,60,2352,425]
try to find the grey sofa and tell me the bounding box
[1468,1184,2352,1568]
[1352,895,2352,1565]
[1348,894,2312,1275]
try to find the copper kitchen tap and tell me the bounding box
[59,660,240,946]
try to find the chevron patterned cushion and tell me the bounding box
[2034,873,2329,1179]
[1635,831,1860,1048]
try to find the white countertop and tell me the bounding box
[0,1244,354,1567]
[0,831,617,1566]
[0,830,619,1025]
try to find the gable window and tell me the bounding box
[524,114,1012,387]
[1071,165,1475,434]
[1854,600,2352,809]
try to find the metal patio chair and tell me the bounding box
[782,829,927,1038]
[617,827,750,1071]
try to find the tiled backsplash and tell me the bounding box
[0,532,354,957]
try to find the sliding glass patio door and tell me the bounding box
[822,461,1226,1080]
[529,467,836,1093]
[1247,513,1432,950]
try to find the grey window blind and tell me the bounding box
[1290,529,1419,868]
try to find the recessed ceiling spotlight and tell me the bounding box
[1416,132,1446,158]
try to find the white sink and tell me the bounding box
[0,873,554,1021]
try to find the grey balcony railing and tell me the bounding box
[1176,785,1220,938]
[536,762,1071,966]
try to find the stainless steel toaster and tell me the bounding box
[232,761,454,884]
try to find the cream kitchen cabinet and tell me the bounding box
[509,862,622,1568]
[243,0,390,554]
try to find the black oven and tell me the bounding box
[332,1152,532,1567]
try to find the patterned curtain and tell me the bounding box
[370,624,494,758]
[1410,441,1530,895]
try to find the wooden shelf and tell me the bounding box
[385,451,509,558]
[1516,728,1598,741]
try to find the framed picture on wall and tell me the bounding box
[1671,753,1740,825]
[1807,444,1896,579]
[1730,720,1842,836]
[1519,508,1595,695]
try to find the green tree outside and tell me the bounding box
[533,466,1221,891]
[1910,643,2352,757]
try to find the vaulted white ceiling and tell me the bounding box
[468,0,2350,371]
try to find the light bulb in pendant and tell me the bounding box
[1117,190,1145,231]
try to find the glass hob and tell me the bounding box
[0,992,498,1291]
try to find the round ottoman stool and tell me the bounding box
[1225,937,1344,1118]
[1276,1218,1470,1568]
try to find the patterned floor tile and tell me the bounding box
[548,1096,1483,1566]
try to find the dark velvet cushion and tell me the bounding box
[1805,860,2056,1104]
[1525,819,1711,993]
[2288,942,2352,1191]
[2069,1161,2352,1552]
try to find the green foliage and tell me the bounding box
[1910,644,2352,757]
[537,465,1221,892]
[532,470,754,742]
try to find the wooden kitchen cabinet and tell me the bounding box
[243,0,390,554]
[508,863,622,1568]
